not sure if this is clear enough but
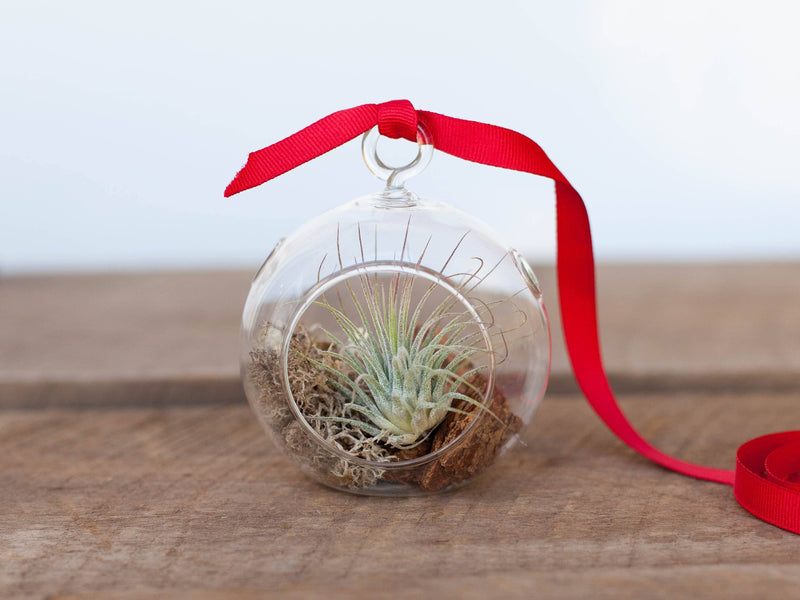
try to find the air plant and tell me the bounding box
[303,227,497,450]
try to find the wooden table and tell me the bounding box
[2,265,800,599]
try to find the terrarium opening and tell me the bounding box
[282,262,497,467]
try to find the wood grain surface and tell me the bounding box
[2,394,799,599]
[2,266,800,599]
[4,263,800,406]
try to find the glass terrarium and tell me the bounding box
[241,126,550,495]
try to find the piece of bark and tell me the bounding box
[378,435,433,486]
[417,372,522,491]
[383,373,522,490]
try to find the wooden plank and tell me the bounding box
[2,391,799,599]
[48,566,800,600]
[4,264,800,407]
[0,271,248,382]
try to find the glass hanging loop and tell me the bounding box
[361,124,433,191]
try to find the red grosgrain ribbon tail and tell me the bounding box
[224,100,800,534]
[224,103,379,197]
[735,433,800,533]
[224,100,420,197]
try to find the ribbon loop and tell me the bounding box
[735,433,800,531]
[377,99,419,142]
[764,440,800,489]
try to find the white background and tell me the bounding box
[2,0,798,273]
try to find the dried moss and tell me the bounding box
[248,324,392,489]
[248,324,521,492]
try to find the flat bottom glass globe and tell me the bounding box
[241,191,550,495]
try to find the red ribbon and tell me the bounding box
[226,99,800,534]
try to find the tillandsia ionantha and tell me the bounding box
[302,224,501,450]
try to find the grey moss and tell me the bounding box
[248,324,394,489]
